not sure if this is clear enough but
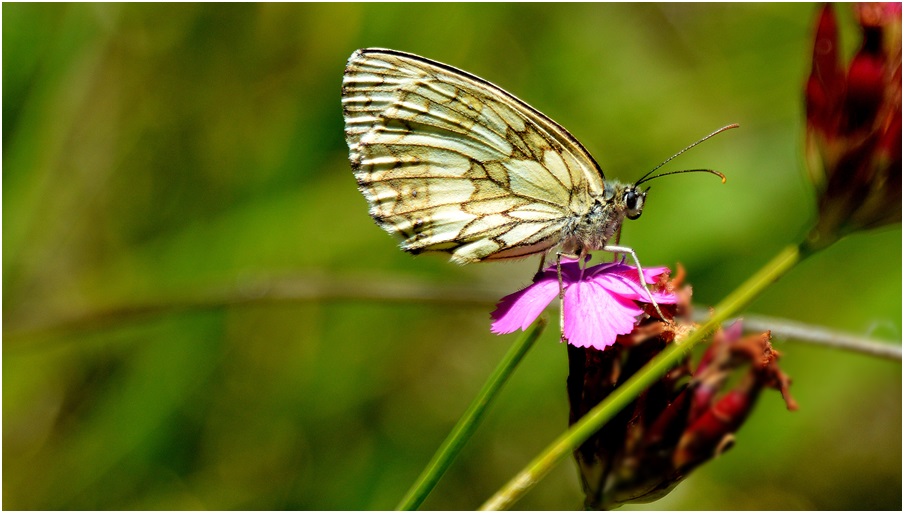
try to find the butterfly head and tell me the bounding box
[623,186,647,220]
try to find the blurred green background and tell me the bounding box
[4,3,901,510]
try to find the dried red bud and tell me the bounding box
[674,388,753,472]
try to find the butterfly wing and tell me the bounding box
[342,48,606,263]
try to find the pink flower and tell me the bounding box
[490,259,678,350]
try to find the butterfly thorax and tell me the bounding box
[561,181,645,255]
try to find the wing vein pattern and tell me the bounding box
[342,48,606,263]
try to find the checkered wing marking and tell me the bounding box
[342,48,606,263]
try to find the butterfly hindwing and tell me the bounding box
[342,48,606,263]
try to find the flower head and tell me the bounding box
[490,259,678,351]
[568,279,797,510]
[805,3,902,250]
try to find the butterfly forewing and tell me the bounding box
[342,48,606,263]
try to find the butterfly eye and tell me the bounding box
[624,189,644,220]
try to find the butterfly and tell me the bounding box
[341,48,732,305]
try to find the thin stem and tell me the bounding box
[396,318,548,511]
[9,273,898,362]
[740,313,902,361]
[479,243,806,510]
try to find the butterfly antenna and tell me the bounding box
[635,123,739,186]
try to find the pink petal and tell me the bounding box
[587,262,671,289]
[490,276,560,334]
[540,258,584,283]
[491,258,677,347]
[641,265,671,283]
[592,272,678,305]
[562,280,643,350]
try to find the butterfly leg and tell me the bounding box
[535,253,547,280]
[602,244,666,320]
[578,248,589,281]
[555,252,566,300]
[554,252,565,337]
[556,248,587,342]
[554,250,582,300]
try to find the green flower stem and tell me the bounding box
[397,318,548,511]
[480,243,809,510]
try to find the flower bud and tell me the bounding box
[804,4,902,250]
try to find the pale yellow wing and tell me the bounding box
[342,48,606,263]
